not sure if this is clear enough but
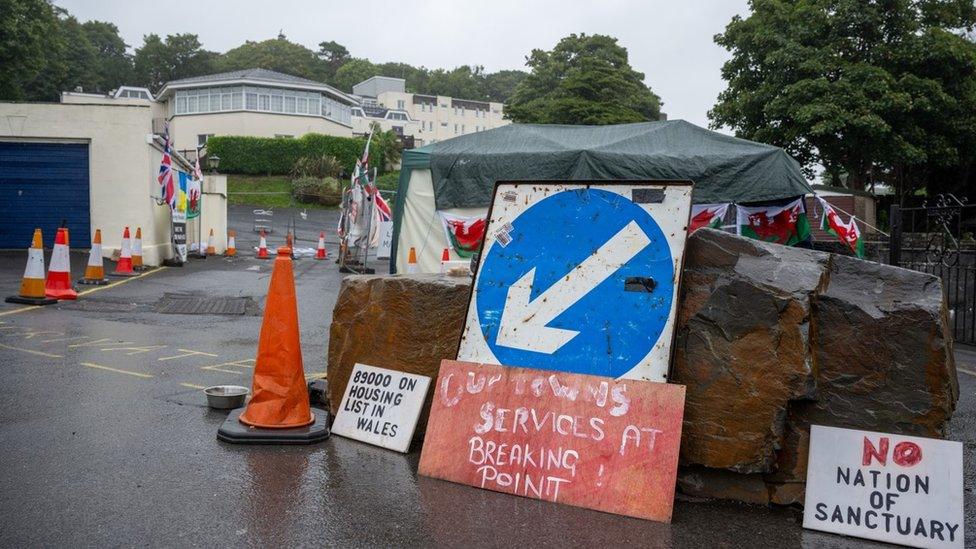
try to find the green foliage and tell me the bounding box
[710,0,976,197]
[485,70,528,103]
[206,133,386,176]
[317,40,350,81]
[367,123,403,171]
[134,33,218,92]
[291,176,342,207]
[333,58,378,92]
[506,33,662,125]
[219,36,323,80]
[373,171,401,191]
[82,21,132,92]
[290,154,342,179]
[0,0,60,100]
[227,175,294,208]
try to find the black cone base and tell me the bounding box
[217,407,330,445]
[77,278,109,286]
[5,295,57,305]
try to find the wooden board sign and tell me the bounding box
[803,425,964,548]
[418,360,686,522]
[331,363,431,453]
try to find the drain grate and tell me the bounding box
[154,294,251,315]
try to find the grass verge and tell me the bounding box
[227,175,336,209]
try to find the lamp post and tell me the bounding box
[208,154,220,174]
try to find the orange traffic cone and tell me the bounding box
[45,227,78,300]
[406,246,418,274]
[315,231,327,260]
[112,226,138,277]
[132,227,145,271]
[440,248,450,274]
[226,230,237,257]
[5,229,57,305]
[256,229,269,259]
[217,246,329,444]
[78,229,108,285]
[206,228,216,256]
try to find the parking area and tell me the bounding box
[0,210,973,547]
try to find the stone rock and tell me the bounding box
[673,229,957,503]
[326,274,471,430]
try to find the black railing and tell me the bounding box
[890,195,976,344]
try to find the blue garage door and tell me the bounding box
[0,142,90,249]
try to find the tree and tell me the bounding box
[134,33,217,92]
[82,21,133,92]
[317,40,350,81]
[368,122,403,171]
[219,36,323,80]
[485,70,528,102]
[506,33,662,125]
[58,13,99,94]
[710,0,976,197]
[0,0,64,101]
[333,58,377,91]
[425,65,487,100]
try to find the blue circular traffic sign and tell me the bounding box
[475,188,674,378]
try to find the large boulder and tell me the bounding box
[326,274,471,428]
[325,230,958,505]
[673,229,958,504]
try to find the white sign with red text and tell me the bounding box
[803,425,964,548]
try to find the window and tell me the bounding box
[246,92,258,110]
[187,95,198,113]
[462,125,465,133]
[440,103,447,108]
[461,107,466,116]
[259,95,270,111]
[231,91,243,110]
[454,124,459,134]
[210,94,220,111]
[397,99,405,110]
[221,93,232,110]
[271,94,283,112]
[176,96,187,114]
[441,122,447,127]
[197,134,214,146]
[297,97,307,114]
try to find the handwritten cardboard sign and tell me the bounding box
[331,363,431,453]
[803,425,964,548]
[418,360,686,522]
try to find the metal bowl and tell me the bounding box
[204,385,249,410]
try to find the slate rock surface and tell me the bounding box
[326,274,470,431]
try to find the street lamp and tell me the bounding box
[208,154,221,174]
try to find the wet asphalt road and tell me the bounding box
[0,206,973,547]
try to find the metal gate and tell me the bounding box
[890,194,976,344]
[0,142,90,248]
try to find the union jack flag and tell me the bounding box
[157,125,176,209]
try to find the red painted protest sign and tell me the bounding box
[418,360,686,522]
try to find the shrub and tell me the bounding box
[291,177,342,207]
[374,171,401,191]
[291,154,342,179]
[206,133,388,176]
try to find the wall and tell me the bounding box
[0,102,175,265]
[376,91,509,143]
[169,111,353,151]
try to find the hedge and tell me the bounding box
[206,133,388,176]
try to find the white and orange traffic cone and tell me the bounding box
[256,229,270,259]
[5,229,57,305]
[440,248,451,275]
[315,232,327,260]
[132,227,145,271]
[226,230,237,257]
[78,229,109,285]
[206,228,216,256]
[112,226,138,277]
[45,227,78,300]
[406,247,418,274]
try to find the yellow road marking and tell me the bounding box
[159,349,219,361]
[200,358,255,375]
[69,338,123,348]
[100,345,167,355]
[41,336,89,343]
[18,330,62,340]
[304,372,327,380]
[0,267,166,318]
[0,342,63,358]
[180,382,206,389]
[81,362,153,378]
[958,367,976,378]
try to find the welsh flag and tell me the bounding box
[690,204,730,232]
[736,198,811,246]
[818,197,865,258]
[438,212,486,258]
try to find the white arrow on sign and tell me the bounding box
[495,220,652,354]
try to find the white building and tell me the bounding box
[154,68,357,152]
[351,76,509,146]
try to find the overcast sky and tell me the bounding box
[55,0,750,129]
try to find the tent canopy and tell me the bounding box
[398,120,812,210]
